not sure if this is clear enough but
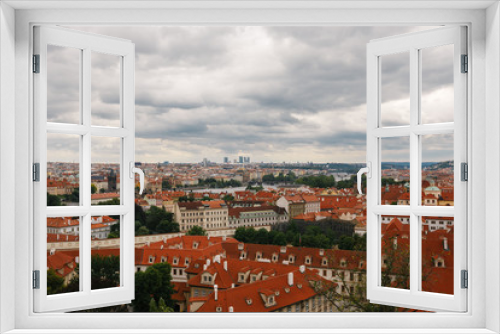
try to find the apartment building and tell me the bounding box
[174,200,229,232]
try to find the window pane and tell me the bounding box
[47,45,81,124]
[91,215,121,290]
[92,52,121,127]
[420,44,454,124]
[380,52,410,127]
[421,134,454,207]
[421,216,454,295]
[380,137,410,205]
[47,217,81,294]
[47,133,80,206]
[91,137,121,205]
[381,215,410,290]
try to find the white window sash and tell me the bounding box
[366,26,467,312]
[33,25,136,312]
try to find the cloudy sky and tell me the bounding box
[47,26,454,164]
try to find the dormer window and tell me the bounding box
[193,242,199,249]
[322,258,328,266]
[288,255,295,263]
[185,258,190,265]
[238,273,245,283]
[202,274,213,283]
[161,256,166,263]
[245,298,252,305]
[149,256,154,263]
[272,254,278,262]
[216,306,222,312]
[173,257,179,265]
[340,259,347,267]
[305,256,311,265]
[256,252,262,260]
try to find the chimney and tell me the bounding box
[288,272,294,286]
[223,261,228,271]
[206,259,211,266]
[443,237,449,251]
[231,283,235,288]
[299,265,305,273]
[214,255,221,264]
[203,264,207,271]
[50,249,55,255]
[214,284,218,301]
[160,245,164,250]
[229,306,234,312]
[56,234,59,241]
[223,236,227,242]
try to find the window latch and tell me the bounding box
[130,162,145,195]
[357,162,371,195]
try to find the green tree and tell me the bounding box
[107,223,120,239]
[91,184,98,194]
[146,206,174,232]
[156,219,180,234]
[47,269,65,295]
[186,225,207,236]
[136,226,150,236]
[99,188,106,193]
[222,194,235,202]
[271,231,287,246]
[47,193,62,206]
[157,297,174,312]
[91,254,120,290]
[133,263,175,312]
[97,197,120,206]
[135,204,147,225]
[162,179,172,190]
[149,298,158,312]
[255,228,269,244]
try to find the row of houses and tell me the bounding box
[47,216,454,312]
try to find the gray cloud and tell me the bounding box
[46,25,451,163]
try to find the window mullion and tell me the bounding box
[81,48,92,294]
[409,47,420,294]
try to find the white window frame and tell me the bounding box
[0,1,498,333]
[33,25,136,313]
[365,26,467,312]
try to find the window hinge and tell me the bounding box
[33,54,40,73]
[461,54,468,73]
[33,163,40,182]
[461,270,468,289]
[461,162,468,181]
[33,270,40,289]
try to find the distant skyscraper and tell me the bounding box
[224,157,229,163]
[203,158,208,167]
[244,157,250,163]
[239,156,244,163]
